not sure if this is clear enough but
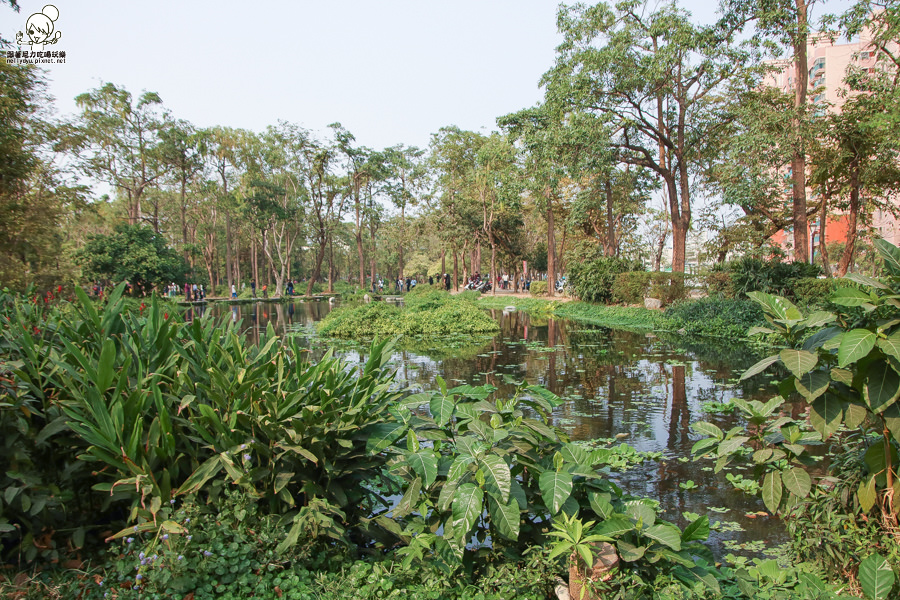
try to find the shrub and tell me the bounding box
[722,256,822,298]
[529,281,548,296]
[663,297,765,338]
[648,272,688,306]
[702,271,735,299]
[567,257,643,303]
[611,272,651,304]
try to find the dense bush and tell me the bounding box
[662,297,765,339]
[711,257,822,299]
[317,291,499,337]
[702,271,735,299]
[648,272,688,306]
[567,257,643,303]
[529,280,548,296]
[611,271,651,304]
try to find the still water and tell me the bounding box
[195,299,787,559]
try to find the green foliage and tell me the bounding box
[711,257,822,300]
[383,379,720,594]
[529,280,548,296]
[318,292,499,338]
[612,272,651,304]
[0,285,404,561]
[702,271,736,299]
[691,239,900,590]
[568,257,644,303]
[663,298,766,339]
[77,224,189,295]
[649,273,689,306]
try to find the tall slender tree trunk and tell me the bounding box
[399,204,405,279]
[836,163,860,276]
[453,247,459,291]
[225,212,233,291]
[791,0,810,263]
[605,179,616,257]
[490,237,497,297]
[327,232,335,293]
[462,238,469,286]
[546,190,557,298]
[441,246,446,277]
[252,237,259,289]
[819,195,831,276]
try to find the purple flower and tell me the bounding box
[133,526,139,532]
[187,535,192,541]
[177,555,184,561]
[203,550,212,557]
[185,518,190,524]
[139,552,145,560]
[169,499,176,504]
[243,454,251,461]
[135,574,142,581]
[126,537,134,544]
[161,534,169,540]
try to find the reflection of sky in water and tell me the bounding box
[202,300,788,559]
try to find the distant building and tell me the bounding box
[764,22,900,264]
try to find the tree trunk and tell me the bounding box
[605,179,616,257]
[225,212,233,291]
[441,246,446,277]
[462,238,469,286]
[791,0,810,263]
[327,231,335,293]
[252,237,259,288]
[490,235,497,297]
[546,190,557,298]
[836,163,860,277]
[453,247,459,291]
[819,195,831,276]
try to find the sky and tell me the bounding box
[4,0,854,159]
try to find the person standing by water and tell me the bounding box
[231,284,237,298]
[250,279,256,297]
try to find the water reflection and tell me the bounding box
[200,300,784,557]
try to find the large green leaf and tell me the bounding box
[429,394,455,426]
[717,437,749,457]
[781,467,811,498]
[740,355,780,381]
[393,476,421,518]
[589,492,614,520]
[642,523,682,551]
[365,422,406,454]
[479,454,511,503]
[451,483,483,536]
[408,450,438,488]
[538,471,573,515]
[875,238,900,277]
[796,371,830,402]
[691,421,723,439]
[877,332,900,362]
[810,395,843,440]
[747,291,800,321]
[487,495,520,541]
[779,349,818,378]
[883,404,900,441]
[859,553,896,600]
[595,516,635,537]
[858,476,877,513]
[843,272,891,291]
[838,329,876,367]
[762,471,782,514]
[845,402,869,430]
[830,287,875,307]
[681,515,710,543]
[865,361,900,414]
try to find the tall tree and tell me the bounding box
[383,144,428,280]
[543,1,750,272]
[63,83,170,228]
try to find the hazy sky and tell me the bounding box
[6,0,853,151]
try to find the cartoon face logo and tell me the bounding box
[16,5,62,50]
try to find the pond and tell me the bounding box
[197,299,789,560]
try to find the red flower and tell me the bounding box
[57,285,62,293]
[164,312,168,320]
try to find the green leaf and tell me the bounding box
[643,523,682,551]
[858,476,877,513]
[690,421,723,439]
[845,402,869,430]
[859,553,896,600]
[429,394,455,426]
[681,515,710,543]
[831,368,854,386]
[865,361,900,414]
[830,287,875,307]
[408,450,438,489]
[717,437,749,457]
[625,501,656,527]
[796,371,830,401]
[838,329,876,368]
[779,349,818,378]
[883,404,900,441]
[740,355,780,381]
[479,454,511,503]
[589,492,614,520]
[802,311,836,329]
[393,477,422,518]
[595,517,635,538]
[810,395,843,440]
[844,272,890,291]
[747,291,799,321]
[365,423,406,454]
[875,238,900,277]
[487,495,520,541]
[451,483,483,536]
[781,467,811,498]
[538,471,573,515]
[877,333,900,362]
[616,540,645,561]
[762,471,782,514]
